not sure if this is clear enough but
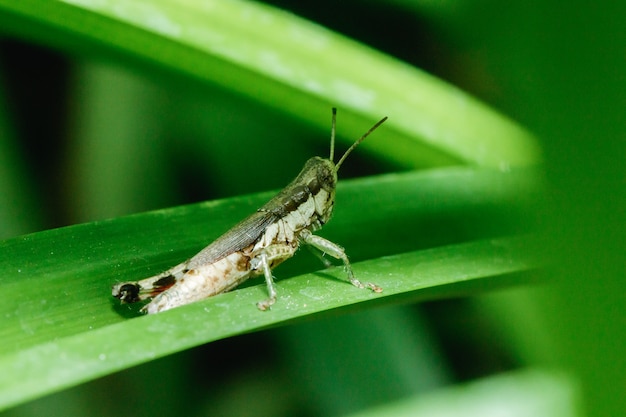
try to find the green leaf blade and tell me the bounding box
[0,167,542,410]
[0,0,539,168]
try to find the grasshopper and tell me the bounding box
[112,109,387,314]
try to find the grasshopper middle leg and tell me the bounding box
[251,244,297,311]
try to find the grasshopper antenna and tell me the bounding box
[329,107,338,162]
[335,112,388,172]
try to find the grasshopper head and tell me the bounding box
[295,156,338,224]
[303,156,338,191]
[315,108,386,224]
[270,110,386,228]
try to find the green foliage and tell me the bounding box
[2,1,621,417]
[0,167,543,410]
[0,0,541,413]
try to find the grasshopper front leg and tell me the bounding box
[300,229,383,293]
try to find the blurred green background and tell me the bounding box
[0,1,623,416]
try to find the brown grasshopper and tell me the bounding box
[112,109,387,314]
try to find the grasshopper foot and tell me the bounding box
[350,278,383,293]
[256,296,276,311]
